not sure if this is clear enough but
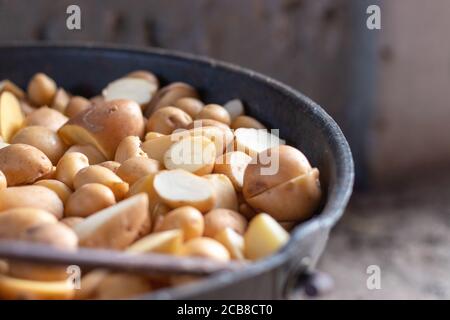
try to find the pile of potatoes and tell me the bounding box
[0,72,321,299]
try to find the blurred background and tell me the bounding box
[1,0,449,298]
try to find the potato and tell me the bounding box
[239,202,257,220]
[34,179,72,204]
[154,206,204,241]
[55,152,89,189]
[0,91,25,142]
[0,170,6,190]
[153,170,215,213]
[65,183,116,218]
[11,126,68,164]
[65,96,91,118]
[0,208,57,239]
[144,82,198,117]
[127,174,160,213]
[214,151,252,191]
[10,223,78,281]
[0,275,74,300]
[145,131,165,141]
[244,213,289,260]
[127,70,159,88]
[173,97,204,118]
[65,144,106,165]
[245,169,322,222]
[60,217,84,229]
[114,136,147,163]
[164,136,216,175]
[103,77,157,108]
[19,99,37,116]
[231,115,266,130]
[51,88,70,114]
[223,99,244,121]
[196,104,231,125]
[0,80,25,99]
[94,273,151,300]
[204,174,239,211]
[234,128,284,158]
[73,165,129,200]
[75,269,108,300]
[127,229,183,254]
[73,193,149,249]
[27,73,57,106]
[146,106,192,135]
[59,99,145,159]
[186,119,230,131]
[117,157,162,185]
[97,161,121,173]
[203,208,247,238]
[0,144,53,186]
[25,107,68,132]
[180,237,230,262]
[243,145,312,199]
[0,186,63,219]
[214,228,245,260]
[37,166,56,181]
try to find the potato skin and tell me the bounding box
[65,183,116,218]
[55,152,89,189]
[0,144,53,186]
[25,107,68,132]
[173,97,204,118]
[154,206,204,241]
[195,104,231,125]
[146,106,192,135]
[27,73,57,107]
[203,208,247,238]
[117,157,161,185]
[0,208,57,239]
[65,96,91,118]
[180,237,230,262]
[11,126,68,165]
[0,186,64,219]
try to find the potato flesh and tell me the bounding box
[103,78,157,105]
[234,128,284,157]
[0,275,74,300]
[126,229,183,254]
[0,92,24,142]
[214,228,245,260]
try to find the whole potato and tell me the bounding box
[173,97,204,118]
[154,206,204,241]
[116,157,161,185]
[0,208,57,239]
[0,144,53,186]
[203,208,247,238]
[0,186,64,219]
[146,106,192,135]
[65,144,106,165]
[195,104,231,125]
[65,183,116,218]
[34,179,72,204]
[180,237,230,262]
[25,107,68,132]
[98,161,121,173]
[11,126,68,164]
[55,152,89,189]
[65,96,91,118]
[27,73,57,106]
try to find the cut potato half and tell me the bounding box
[73,193,149,249]
[234,128,284,158]
[103,77,157,107]
[127,229,183,254]
[0,275,74,300]
[153,169,215,212]
[204,174,239,211]
[164,136,216,175]
[244,213,289,260]
[0,91,24,142]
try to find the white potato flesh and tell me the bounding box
[103,77,157,105]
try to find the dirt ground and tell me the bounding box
[309,172,450,299]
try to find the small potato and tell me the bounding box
[231,115,265,130]
[0,170,6,190]
[51,88,70,114]
[73,165,129,200]
[34,179,72,204]
[60,217,84,229]
[146,106,192,135]
[0,80,25,99]
[163,136,216,175]
[11,126,68,164]
[27,73,57,106]
[196,104,231,125]
[0,275,74,300]
[114,136,147,163]
[127,229,183,254]
[203,208,247,238]
[154,206,204,241]
[214,151,252,191]
[0,91,25,142]
[117,157,162,185]
[173,97,204,118]
[65,96,91,118]
[127,70,159,88]
[65,183,116,218]
[180,237,230,262]
[214,228,245,260]
[153,169,215,213]
[98,161,121,173]
[244,213,289,260]
[94,273,151,300]
[55,152,89,189]
[0,208,57,239]
[0,144,53,186]
[187,119,231,131]
[65,144,106,165]
[25,107,68,132]
[223,99,244,121]
[204,174,239,211]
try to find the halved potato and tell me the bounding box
[103,77,157,107]
[244,213,289,260]
[164,136,216,175]
[153,169,215,213]
[127,229,183,254]
[204,174,239,211]
[0,275,74,300]
[0,91,24,142]
[234,128,284,158]
[214,228,245,260]
[214,151,252,191]
[73,193,149,249]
